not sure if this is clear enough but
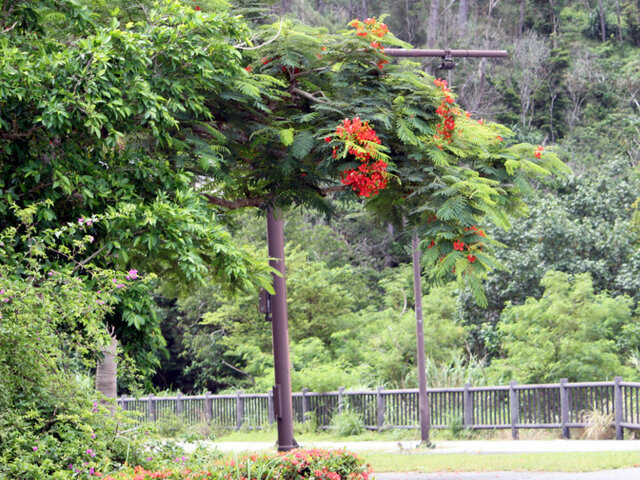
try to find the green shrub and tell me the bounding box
[330,408,365,437]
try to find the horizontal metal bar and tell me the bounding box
[471,386,509,392]
[620,422,640,429]
[620,382,640,388]
[566,381,614,388]
[515,423,562,429]
[385,48,508,58]
[514,384,559,390]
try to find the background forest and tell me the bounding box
[149,0,640,394]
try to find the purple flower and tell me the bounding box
[126,269,138,280]
[68,464,73,470]
[91,433,96,439]
[32,446,38,451]
[78,218,84,224]
[90,467,95,474]
[116,284,124,288]
[86,448,95,457]
[2,298,9,302]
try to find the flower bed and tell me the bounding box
[104,449,372,480]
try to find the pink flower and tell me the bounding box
[78,218,84,224]
[87,448,95,457]
[126,269,138,280]
[48,271,54,276]
[32,446,38,451]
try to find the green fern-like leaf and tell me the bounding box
[291,130,315,159]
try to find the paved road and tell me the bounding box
[373,469,640,480]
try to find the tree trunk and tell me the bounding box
[549,0,558,49]
[96,327,118,399]
[426,0,440,48]
[598,0,606,42]
[518,0,525,39]
[458,0,468,29]
[361,0,368,22]
[616,0,622,43]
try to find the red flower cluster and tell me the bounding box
[534,144,544,159]
[453,240,465,251]
[341,161,388,197]
[350,18,389,38]
[334,117,382,161]
[464,225,486,237]
[330,117,388,197]
[433,78,460,146]
[348,18,390,69]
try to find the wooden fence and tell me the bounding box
[117,377,640,439]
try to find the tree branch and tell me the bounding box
[2,21,17,34]
[290,87,329,104]
[203,194,267,209]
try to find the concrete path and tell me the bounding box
[373,469,640,480]
[201,440,640,455]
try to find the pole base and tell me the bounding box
[277,438,300,452]
[417,440,435,449]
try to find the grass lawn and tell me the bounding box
[364,451,640,473]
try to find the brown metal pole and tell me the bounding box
[385,48,508,58]
[412,230,431,447]
[267,206,296,451]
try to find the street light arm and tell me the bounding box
[385,48,508,58]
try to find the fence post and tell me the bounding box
[509,381,519,440]
[338,387,345,413]
[376,386,385,430]
[176,392,182,417]
[614,376,624,440]
[302,388,309,422]
[205,391,212,423]
[236,390,244,430]
[268,389,275,425]
[148,394,156,422]
[121,394,127,412]
[463,383,473,428]
[559,379,570,439]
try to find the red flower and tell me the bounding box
[453,240,465,251]
[467,254,476,263]
[244,65,252,72]
[325,136,332,143]
[195,5,201,10]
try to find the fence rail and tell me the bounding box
[118,377,640,439]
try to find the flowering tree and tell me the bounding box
[203,15,569,305]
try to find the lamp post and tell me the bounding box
[265,47,508,452]
[386,47,507,447]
